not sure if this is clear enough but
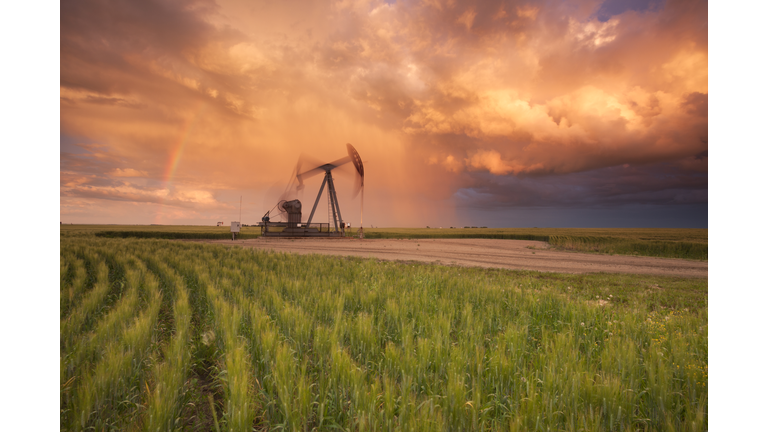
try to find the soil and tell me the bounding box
[197,238,707,278]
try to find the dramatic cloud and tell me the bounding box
[61,0,707,227]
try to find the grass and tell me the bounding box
[61,236,707,431]
[61,224,262,240]
[548,235,707,260]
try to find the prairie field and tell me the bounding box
[60,234,707,431]
[363,228,708,261]
[63,224,264,240]
[61,225,708,260]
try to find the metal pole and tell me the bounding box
[359,187,364,239]
[327,175,343,232]
[327,175,339,231]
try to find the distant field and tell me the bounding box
[365,228,707,259]
[62,225,708,260]
[365,227,707,243]
[62,224,263,240]
[60,237,707,431]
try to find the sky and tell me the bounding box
[60,0,708,228]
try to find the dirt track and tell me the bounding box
[201,237,707,278]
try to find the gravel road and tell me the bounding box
[199,237,707,278]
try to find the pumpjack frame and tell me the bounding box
[261,144,363,238]
[260,171,347,237]
[306,167,344,231]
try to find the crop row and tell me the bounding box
[61,237,707,431]
[60,239,194,431]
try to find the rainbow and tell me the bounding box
[154,102,206,223]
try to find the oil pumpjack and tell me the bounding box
[262,143,364,238]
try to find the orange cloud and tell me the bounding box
[60,0,707,227]
[110,168,148,177]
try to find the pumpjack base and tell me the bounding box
[262,231,346,238]
[261,223,347,238]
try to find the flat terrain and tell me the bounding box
[61,237,708,430]
[203,237,708,278]
[63,225,707,259]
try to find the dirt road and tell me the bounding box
[202,238,707,278]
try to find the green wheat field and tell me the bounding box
[60,230,707,431]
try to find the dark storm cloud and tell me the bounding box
[454,158,707,209]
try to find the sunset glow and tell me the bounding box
[60,0,708,227]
